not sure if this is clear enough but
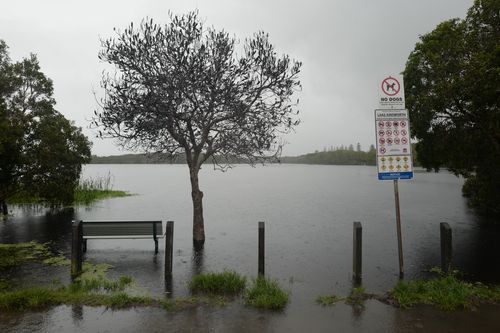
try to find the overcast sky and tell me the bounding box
[1,0,473,156]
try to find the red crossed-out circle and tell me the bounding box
[401,137,408,144]
[394,137,400,144]
[379,138,385,144]
[378,121,384,128]
[400,121,406,127]
[386,138,393,145]
[381,76,401,96]
[401,129,408,136]
[393,129,399,136]
[379,130,385,137]
[386,129,392,136]
[379,147,386,154]
[385,121,392,127]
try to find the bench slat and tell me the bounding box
[82,221,163,237]
[83,235,165,240]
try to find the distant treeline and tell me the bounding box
[90,153,245,164]
[280,145,377,165]
[91,144,419,166]
[90,145,377,166]
[91,153,182,164]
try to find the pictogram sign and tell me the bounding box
[378,74,405,109]
[375,109,413,180]
[382,77,400,96]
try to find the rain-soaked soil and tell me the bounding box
[1,164,499,332]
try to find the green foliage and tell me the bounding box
[316,294,342,306]
[404,0,500,217]
[7,174,130,205]
[0,40,91,214]
[189,271,246,295]
[70,262,134,293]
[345,286,367,306]
[244,276,289,310]
[74,173,130,204]
[0,286,153,312]
[0,241,69,270]
[0,287,60,311]
[390,269,500,310]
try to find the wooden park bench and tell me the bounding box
[81,220,164,254]
[71,220,174,279]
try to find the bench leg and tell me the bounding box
[154,239,158,254]
[82,239,87,253]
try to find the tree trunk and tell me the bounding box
[189,166,205,247]
[1,200,7,215]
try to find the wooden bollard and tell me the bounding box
[71,220,83,278]
[258,221,265,276]
[353,221,362,284]
[164,221,174,278]
[440,222,452,273]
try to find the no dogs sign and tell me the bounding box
[379,75,405,109]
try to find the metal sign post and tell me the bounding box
[375,74,411,278]
[393,179,404,278]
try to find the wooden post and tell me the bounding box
[164,221,174,278]
[353,221,362,284]
[258,221,265,276]
[393,179,404,278]
[153,222,158,254]
[71,220,83,278]
[440,222,452,273]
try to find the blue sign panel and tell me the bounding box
[378,171,413,180]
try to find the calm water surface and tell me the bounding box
[1,164,499,332]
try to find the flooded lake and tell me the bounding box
[1,164,499,332]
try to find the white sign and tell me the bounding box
[378,75,405,109]
[375,109,413,180]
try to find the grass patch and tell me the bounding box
[0,261,144,312]
[245,276,289,310]
[6,173,131,206]
[316,295,343,306]
[189,271,246,295]
[73,189,130,205]
[0,287,153,311]
[0,241,69,270]
[74,174,130,205]
[390,268,500,310]
[70,262,133,293]
[345,286,367,306]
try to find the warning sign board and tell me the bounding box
[375,109,413,180]
[379,75,405,109]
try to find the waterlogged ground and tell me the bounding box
[1,165,499,332]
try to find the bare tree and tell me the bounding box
[94,11,302,246]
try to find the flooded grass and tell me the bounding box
[6,173,130,207]
[189,271,246,295]
[316,295,343,306]
[244,276,289,310]
[345,286,367,306]
[0,287,154,311]
[74,173,130,205]
[390,268,500,310]
[0,250,251,313]
[316,268,500,311]
[0,241,69,270]
[316,287,372,308]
